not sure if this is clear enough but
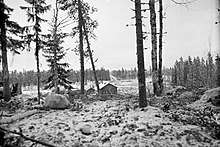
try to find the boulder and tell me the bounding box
[178,91,194,99]
[188,87,220,109]
[199,87,220,104]
[44,94,70,109]
[79,124,92,135]
[165,86,186,95]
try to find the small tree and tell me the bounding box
[43,0,72,92]
[21,0,50,104]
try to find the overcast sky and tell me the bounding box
[4,0,219,71]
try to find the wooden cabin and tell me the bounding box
[86,87,96,94]
[100,83,117,95]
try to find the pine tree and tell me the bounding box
[158,0,163,95]
[59,0,98,94]
[149,0,159,95]
[183,60,189,87]
[83,23,100,92]
[200,57,207,87]
[206,52,215,88]
[187,56,193,89]
[134,0,147,108]
[216,55,220,87]
[20,0,50,104]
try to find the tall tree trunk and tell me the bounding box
[53,0,59,94]
[158,0,163,95]
[78,0,84,94]
[134,0,147,108]
[149,0,159,96]
[82,23,100,92]
[35,3,41,104]
[0,0,11,101]
[216,55,220,87]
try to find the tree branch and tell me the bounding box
[171,0,197,5]
[0,127,58,147]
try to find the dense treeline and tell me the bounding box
[5,68,110,88]
[68,68,110,82]
[111,68,137,80]
[171,52,219,90]
[111,67,172,80]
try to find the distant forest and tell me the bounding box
[111,67,171,80]
[1,52,218,91]
[2,68,110,87]
[171,52,219,90]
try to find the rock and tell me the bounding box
[80,124,92,135]
[44,94,70,109]
[209,95,220,107]
[179,91,194,99]
[188,87,220,109]
[200,87,220,104]
[165,86,186,95]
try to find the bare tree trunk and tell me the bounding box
[35,46,41,104]
[135,0,147,108]
[216,55,220,87]
[82,23,100,92]
[149,0,159,96]
[78,0,84,94]
[158,0,163,95]
[0,0,11,101]
[53,0,59,94]
[35,3,41,104]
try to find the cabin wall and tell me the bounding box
[100,85,117,95]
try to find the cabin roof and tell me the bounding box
[99,82,117,90]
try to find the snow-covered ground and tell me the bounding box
[7,98,220,147]
[2,80,219,147]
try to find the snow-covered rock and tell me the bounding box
[165,86,186,95]
[188,87,220,109]
[44,94,70,109]
[79,124,92,135]
[178,91,194,99]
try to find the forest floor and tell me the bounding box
[1,80,220,147]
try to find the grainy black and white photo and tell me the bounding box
[0,0,220,146]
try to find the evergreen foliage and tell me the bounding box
[171,52,218,89]
[59,0,98,94]
[0,0,24,101]
[43,31,72,90]
[20,0,50,103]
[42,0,73,92]
[8,68,111,88]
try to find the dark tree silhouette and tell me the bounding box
[20,0,50,104]
[134,0,147,108]
[149,0,159,95]
[158,0,163,95]
[0,0,23,101]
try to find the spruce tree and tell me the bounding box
[0,0,24,101]
[20,0,50,104]
[43,15,72,91]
